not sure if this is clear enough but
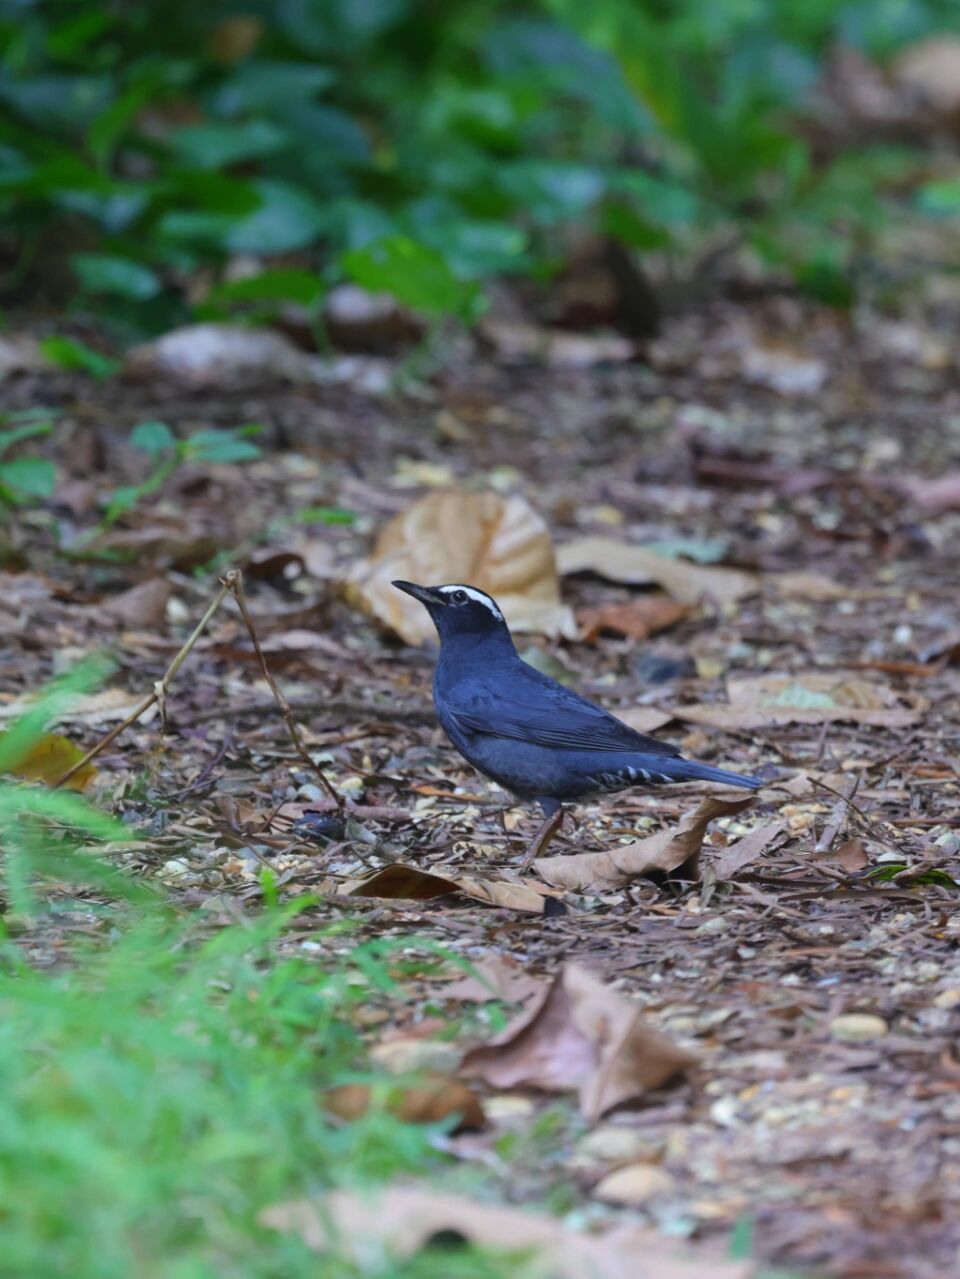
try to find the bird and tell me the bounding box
[392,580,762,870]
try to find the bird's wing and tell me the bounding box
[445,665,679,756]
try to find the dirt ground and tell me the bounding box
[3,293,960,1277]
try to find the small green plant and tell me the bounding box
[0,658,150,914]
[37,335,121,379]
[0,408,57,505]
[98,419,262,529]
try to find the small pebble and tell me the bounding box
[830,1013,888,1043]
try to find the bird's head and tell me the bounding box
[392,581,513,646]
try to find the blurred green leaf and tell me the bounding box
[130,421,175,456]
[224,179,324,253]
[294,505,356,525]
[341,236,482,318]
[917,179,960,216]
[184,428,261,463]
[206,268,326,307]
[168,120,290,170]
[38,336,120,379]
[71,253,161,300]
[0,458,56,501]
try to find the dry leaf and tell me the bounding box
[325,1077,484,1132]
[0,687,158,729]
[616,706,675,734]
[711,821,786,880]
[460,963,697,1121]
[903,472,960,517]
[674,671,924,730]
[351,489,576,642]
[535,796,755,892]
[558,536,758,607]
[0,732,95,791]
[774,571,851,602]
[102,578,171,628]
[438,956,546,1005]
[262,1186,753,1279]
[579,597,691,642]
[829,836,869,874]
[342,862,562,915]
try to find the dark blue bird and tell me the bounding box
[392,580,762,869]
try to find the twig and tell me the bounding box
[52,576,234,789]
[223,569,343,810]
[814,776,858,854]
[810,776,903,854]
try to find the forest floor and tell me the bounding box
[3,292,960,1278]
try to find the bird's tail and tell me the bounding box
[656,758,763,789]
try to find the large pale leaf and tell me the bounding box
[351,489,576,642]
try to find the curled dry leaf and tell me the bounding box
[262,1186,753,1279]
[675,671,925,731]
[342,862,563,915]
[438,955,546,1005]
[535,796,755,892]
[557,536,758,607]
[324,1077,484,1132]
[460,963,697,1121]
[350,489,576,643]
[578,596,691,642]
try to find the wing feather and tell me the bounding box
[445,665,678,757]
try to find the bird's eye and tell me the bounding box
[450,589,467,605]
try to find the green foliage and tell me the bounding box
[0,408,56,505]
[37,335,120,378]
[1,0,955,324]
[0,659,148,914]
[99,420,262,529]
[0,904,522,1277]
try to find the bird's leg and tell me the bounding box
[519,799,563,871]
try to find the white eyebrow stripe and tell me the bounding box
[438,584,504,621]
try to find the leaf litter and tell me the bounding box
[4,294,960,1278]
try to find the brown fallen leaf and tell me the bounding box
[579,597,691,642]
[826,836,870,874]
[350,489,576,643]
[711,821,786,880]
[342,862,563,915]
[557,536,758,607]
[102,578,171,628]
[438,955,546,1005]
[774,571,851,602]
[461,964,697,1122]
[616,705,675,734]
[675,671,925,731]
[325,1077,484,1132]
[535,796,755,892]
[0,732,96,791]
[262,1186,753,1279]
[903,472,960,517]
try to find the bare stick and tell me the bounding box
[52,576,233,790]
[224,569,343,809]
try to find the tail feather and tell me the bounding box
[655,758,763,790]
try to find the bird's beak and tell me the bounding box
[392,580,446,608]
